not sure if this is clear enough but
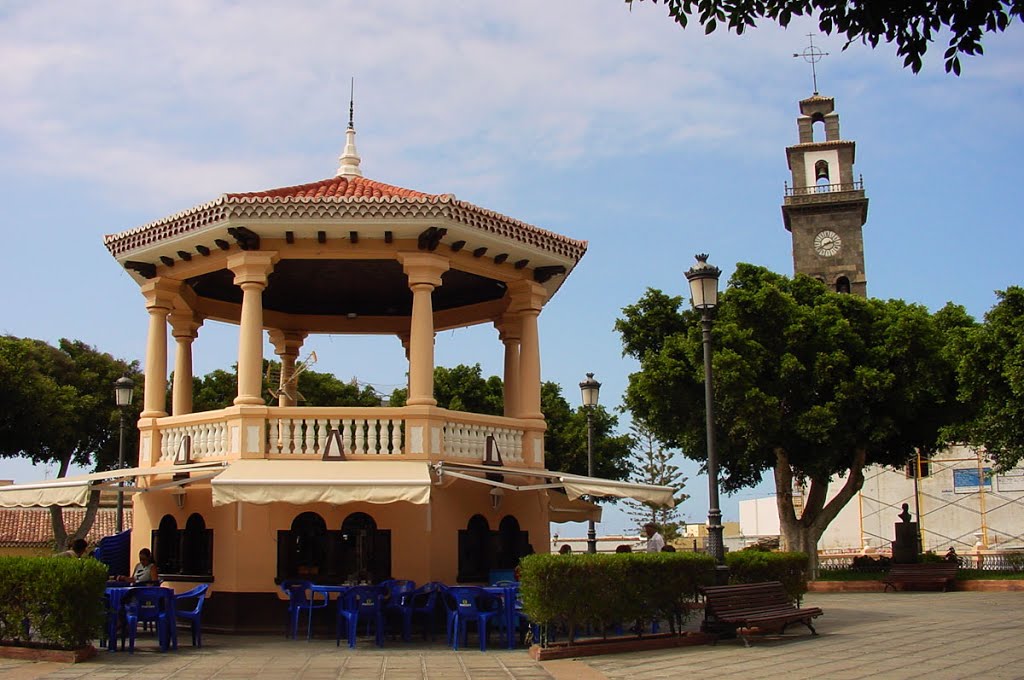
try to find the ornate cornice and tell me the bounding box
[104,194,587,262]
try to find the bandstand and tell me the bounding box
[0,120,673,631]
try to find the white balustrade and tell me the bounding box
[159,421,228,461]
[267,417,405,456]
[443,422,523,463]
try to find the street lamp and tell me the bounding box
[579,372,601,554]
[114,376,135,533]
[684,253,724,565]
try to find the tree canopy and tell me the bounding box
[948,286,1024,469]
[626,0,1023,74]
[623,422,689,540]
[389,364,635,481]
[0,336,140,548]
[617,265,961,569]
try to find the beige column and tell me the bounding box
[398,253,449,407]
[140,279,179,418]
[510,280,547,421]
[228,251,279,406]
[169,311,202,415]
[397,333,412,395]
[269,330,307,407]
[496,314,522,418]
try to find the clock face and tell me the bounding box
[814,230,842,257]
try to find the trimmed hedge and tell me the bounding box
[726,551,809,604]
[0,556,108,649]
[518,552,715,645]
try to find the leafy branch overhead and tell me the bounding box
[625,0,1023,74]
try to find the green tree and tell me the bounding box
[626,0,1022,74]
[623,422,689,541]
[0,337,140,549]
[389,365,634,481]
[190,361,383,411]
[616,265,960,573]
[949,287,1024,469]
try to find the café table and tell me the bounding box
[103,584,177,652]
[482,583,520,649]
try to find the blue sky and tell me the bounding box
[1,2,1021,538]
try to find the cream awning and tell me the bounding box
[210,459,433,507]
[0,462,227,508]
[548,490,603,524]
[434,462,676,508]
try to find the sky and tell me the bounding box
[1,2,1022,539]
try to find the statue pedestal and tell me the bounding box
[891,521,919,564]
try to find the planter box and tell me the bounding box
[0,644,97,663]
[529,632,715,661]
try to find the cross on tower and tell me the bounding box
[793,33,829,95]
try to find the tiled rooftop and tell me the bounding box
[0,507,132,549]
[227,176,440,201]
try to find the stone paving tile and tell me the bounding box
[6,593,1024,680]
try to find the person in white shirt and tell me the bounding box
[644,523,665,553]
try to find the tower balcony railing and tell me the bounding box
[150,405,531,466]
[785,178,864,197]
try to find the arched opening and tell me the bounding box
[154,515,180,575]
[181,513,213,576]
[457,514,492,582]
[814,160,831,192]
[339,512,391,583]
[495,515,530,570]
[811,113,825,142]
[835,276,851,294]
[278,512,327,581]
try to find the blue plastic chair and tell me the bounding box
[380,579,416,641]
[280,579,329,640]
[404,582,443,641]
[123,587,176,653]
[336,585,386,648]
[174,583,210,647]
[444,586,503,652]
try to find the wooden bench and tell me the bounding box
[882,562,958,592]
[700,581,822,647]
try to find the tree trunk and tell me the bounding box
[774,447,869,579]
[48,453,102,552]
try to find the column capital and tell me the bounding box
[398,252,450,287]
[268,329,308,356]
[141,278,181,310]
[508,279,548,313]
[495,312,522,343]
[227,251,279,287]
[168,310,202,340]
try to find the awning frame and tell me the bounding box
[432,461,676,507]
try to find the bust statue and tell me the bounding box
[898,503,912,523]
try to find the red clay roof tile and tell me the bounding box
[227,176,438,201]
[0,508,132,549]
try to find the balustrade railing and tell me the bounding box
[443,422,523,463]
[160,421,229,462]
[785,178,864,196]
[267,416,404,457]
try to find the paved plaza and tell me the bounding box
[1,592,1022,680]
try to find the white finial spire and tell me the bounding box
[336,77,362,178]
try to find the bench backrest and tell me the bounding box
[701,581,792,616]
[888,562,958,577]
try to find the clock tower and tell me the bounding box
[781,94,869,296]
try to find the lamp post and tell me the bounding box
[684,254,724,565]
[114,376,135,533]
[579,372,601,554]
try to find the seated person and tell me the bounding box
[58,538,88,558]
[118,548,159,584]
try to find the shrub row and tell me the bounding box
[518,552,715,645]
[726,550,809,604]
[0,556,108,649]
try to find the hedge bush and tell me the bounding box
[518,552,715,646]
[725,551,809,604]
[0,556,108,649]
